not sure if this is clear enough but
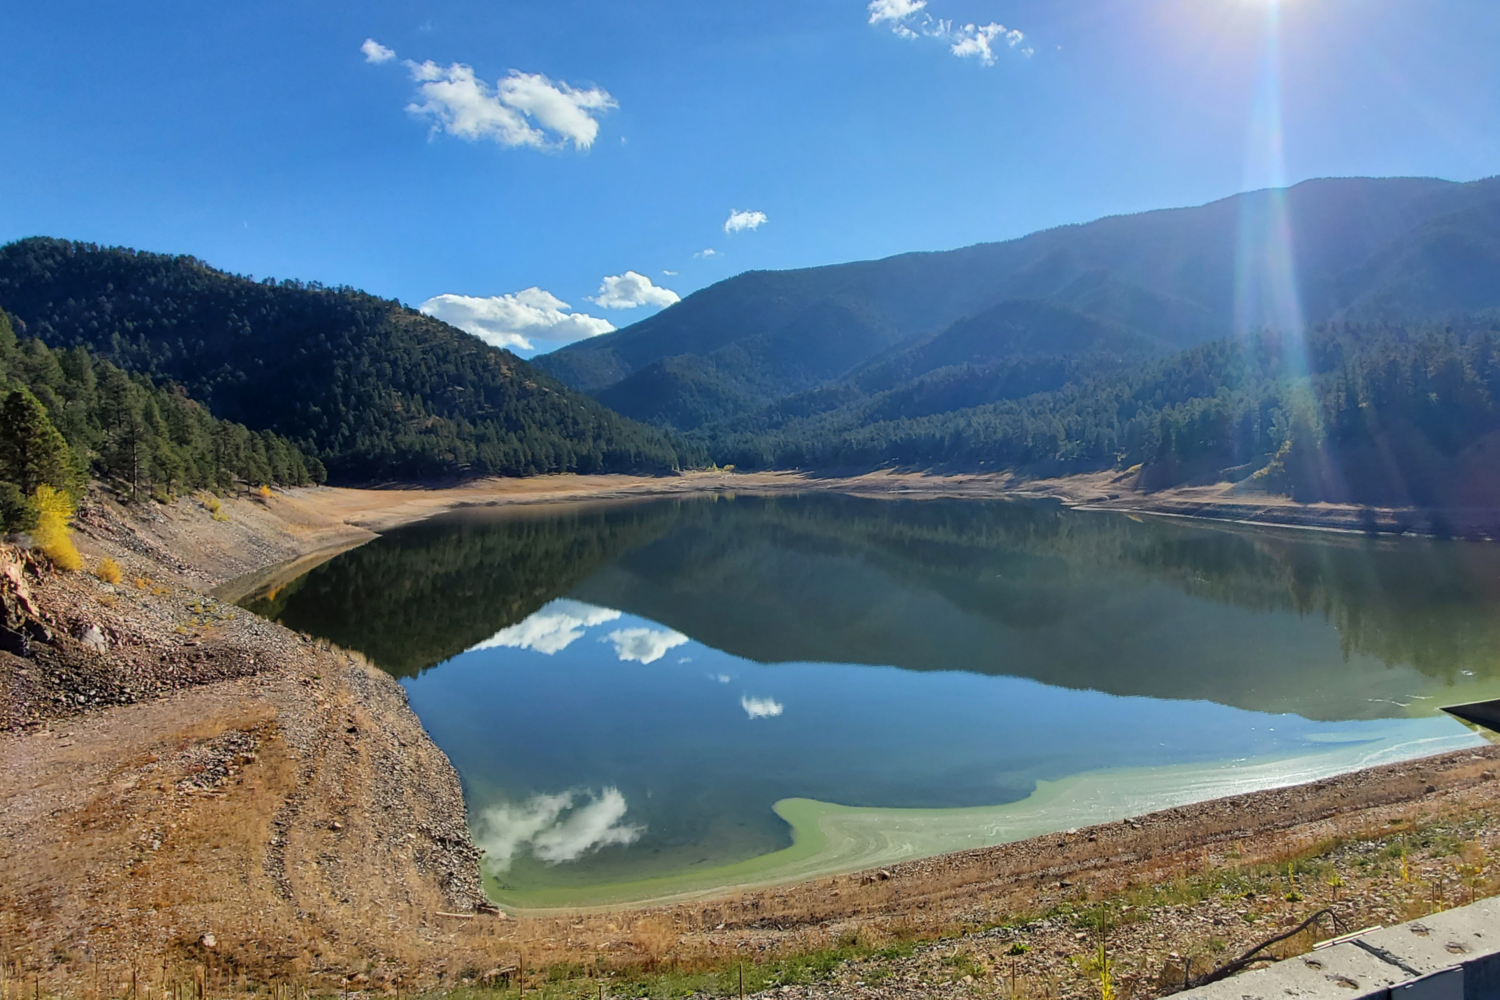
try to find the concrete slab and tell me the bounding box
[1178,898,1500,999]
[1354,898,1498,976]
[1182,940,1411,999]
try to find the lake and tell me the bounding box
[235,493,1500,907]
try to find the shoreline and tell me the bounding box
[493,722,1489,912]
[8,474,1500,998]
[255,469,1500,557]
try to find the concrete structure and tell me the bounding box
[1178,897,1498,998]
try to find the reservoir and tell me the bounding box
[236,494,1500,907]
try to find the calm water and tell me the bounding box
[238,494,1500,904]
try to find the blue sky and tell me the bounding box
[4,0,1499,356]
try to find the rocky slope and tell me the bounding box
[0,487,491,993]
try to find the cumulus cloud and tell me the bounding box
[604,627,689,665]
[472,788,643,870]
[946,23,1029,64]
[364,41,616,150]
[724,209,768,235]
[471,600,622,655]
[361,38,396,64]
[589,271,681,310]
[496,71,618,149]
[868,0,926,24]
[694,248,719,258]
[867,5,1030,63]
[419,289,614,353]
[741,695,785,719]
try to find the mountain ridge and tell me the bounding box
[536,175,1500,432]
[0,238,702,482]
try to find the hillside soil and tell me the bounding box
[3,477,1499,1000]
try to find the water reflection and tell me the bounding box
[243,494,1500,716]
[235,494,1500,901]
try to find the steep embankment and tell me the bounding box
[0,488,492,992]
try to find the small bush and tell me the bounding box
[95,557,123,584]
[204,495,229,521]
[32,485,81,570]
[259,484,274,499]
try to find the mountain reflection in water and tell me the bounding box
[236,494,1500,900]
[243,494,1500,718]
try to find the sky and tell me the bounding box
[3,0,1499,356]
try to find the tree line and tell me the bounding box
[702,317,1500,505]
[0,308,322,531]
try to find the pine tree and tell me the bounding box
[0,387,75,496]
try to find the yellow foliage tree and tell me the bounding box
[32,484,81,571]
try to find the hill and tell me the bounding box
[0,307,321,531]
[0,239,700,482]
[537,176,1500,432]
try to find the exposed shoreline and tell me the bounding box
[257,469,1500,556]
[6,474,1500,1000]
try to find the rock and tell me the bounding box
[200,932,216,949]
[81,625,108,654]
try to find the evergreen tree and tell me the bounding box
[0,388,75,496]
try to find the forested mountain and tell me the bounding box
[0,307,320,529]
[0,239,700,482]
[708,317,1500,507]
[538,175,1500,432]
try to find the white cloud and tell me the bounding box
[472,788,643,870]
[497,71,617,149]
[376,47,615,150]
[694,248,719,258]
[866,4,1029,64]
[471,600,622,655]
[948,23,1005,64]
[741,695,784,719]
[724,209,768,235]
[868,0,926,24]
[662,269,678,276]
[589,271,681,310]
[604,627,689,664]
[362,38,396,64]
[419,289,615,352]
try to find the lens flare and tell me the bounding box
[1234,0,1305,355]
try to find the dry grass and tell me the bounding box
[94,557,124,584]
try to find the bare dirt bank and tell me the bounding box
[271,468,1500,543]
[1,492,489,994]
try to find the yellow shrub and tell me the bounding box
[32,485,81,571]
[258,484,274,499]
[204,494,230,522]
[94,557,123,585]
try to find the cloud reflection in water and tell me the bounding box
[605,626,689,664]
[471,600,621,655]
[741,695,785,719]
[472,787,644,870]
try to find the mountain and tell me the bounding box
[0,238,701,482]
[537,176,1500,432]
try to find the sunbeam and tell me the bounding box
[1234,0,1306,348]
